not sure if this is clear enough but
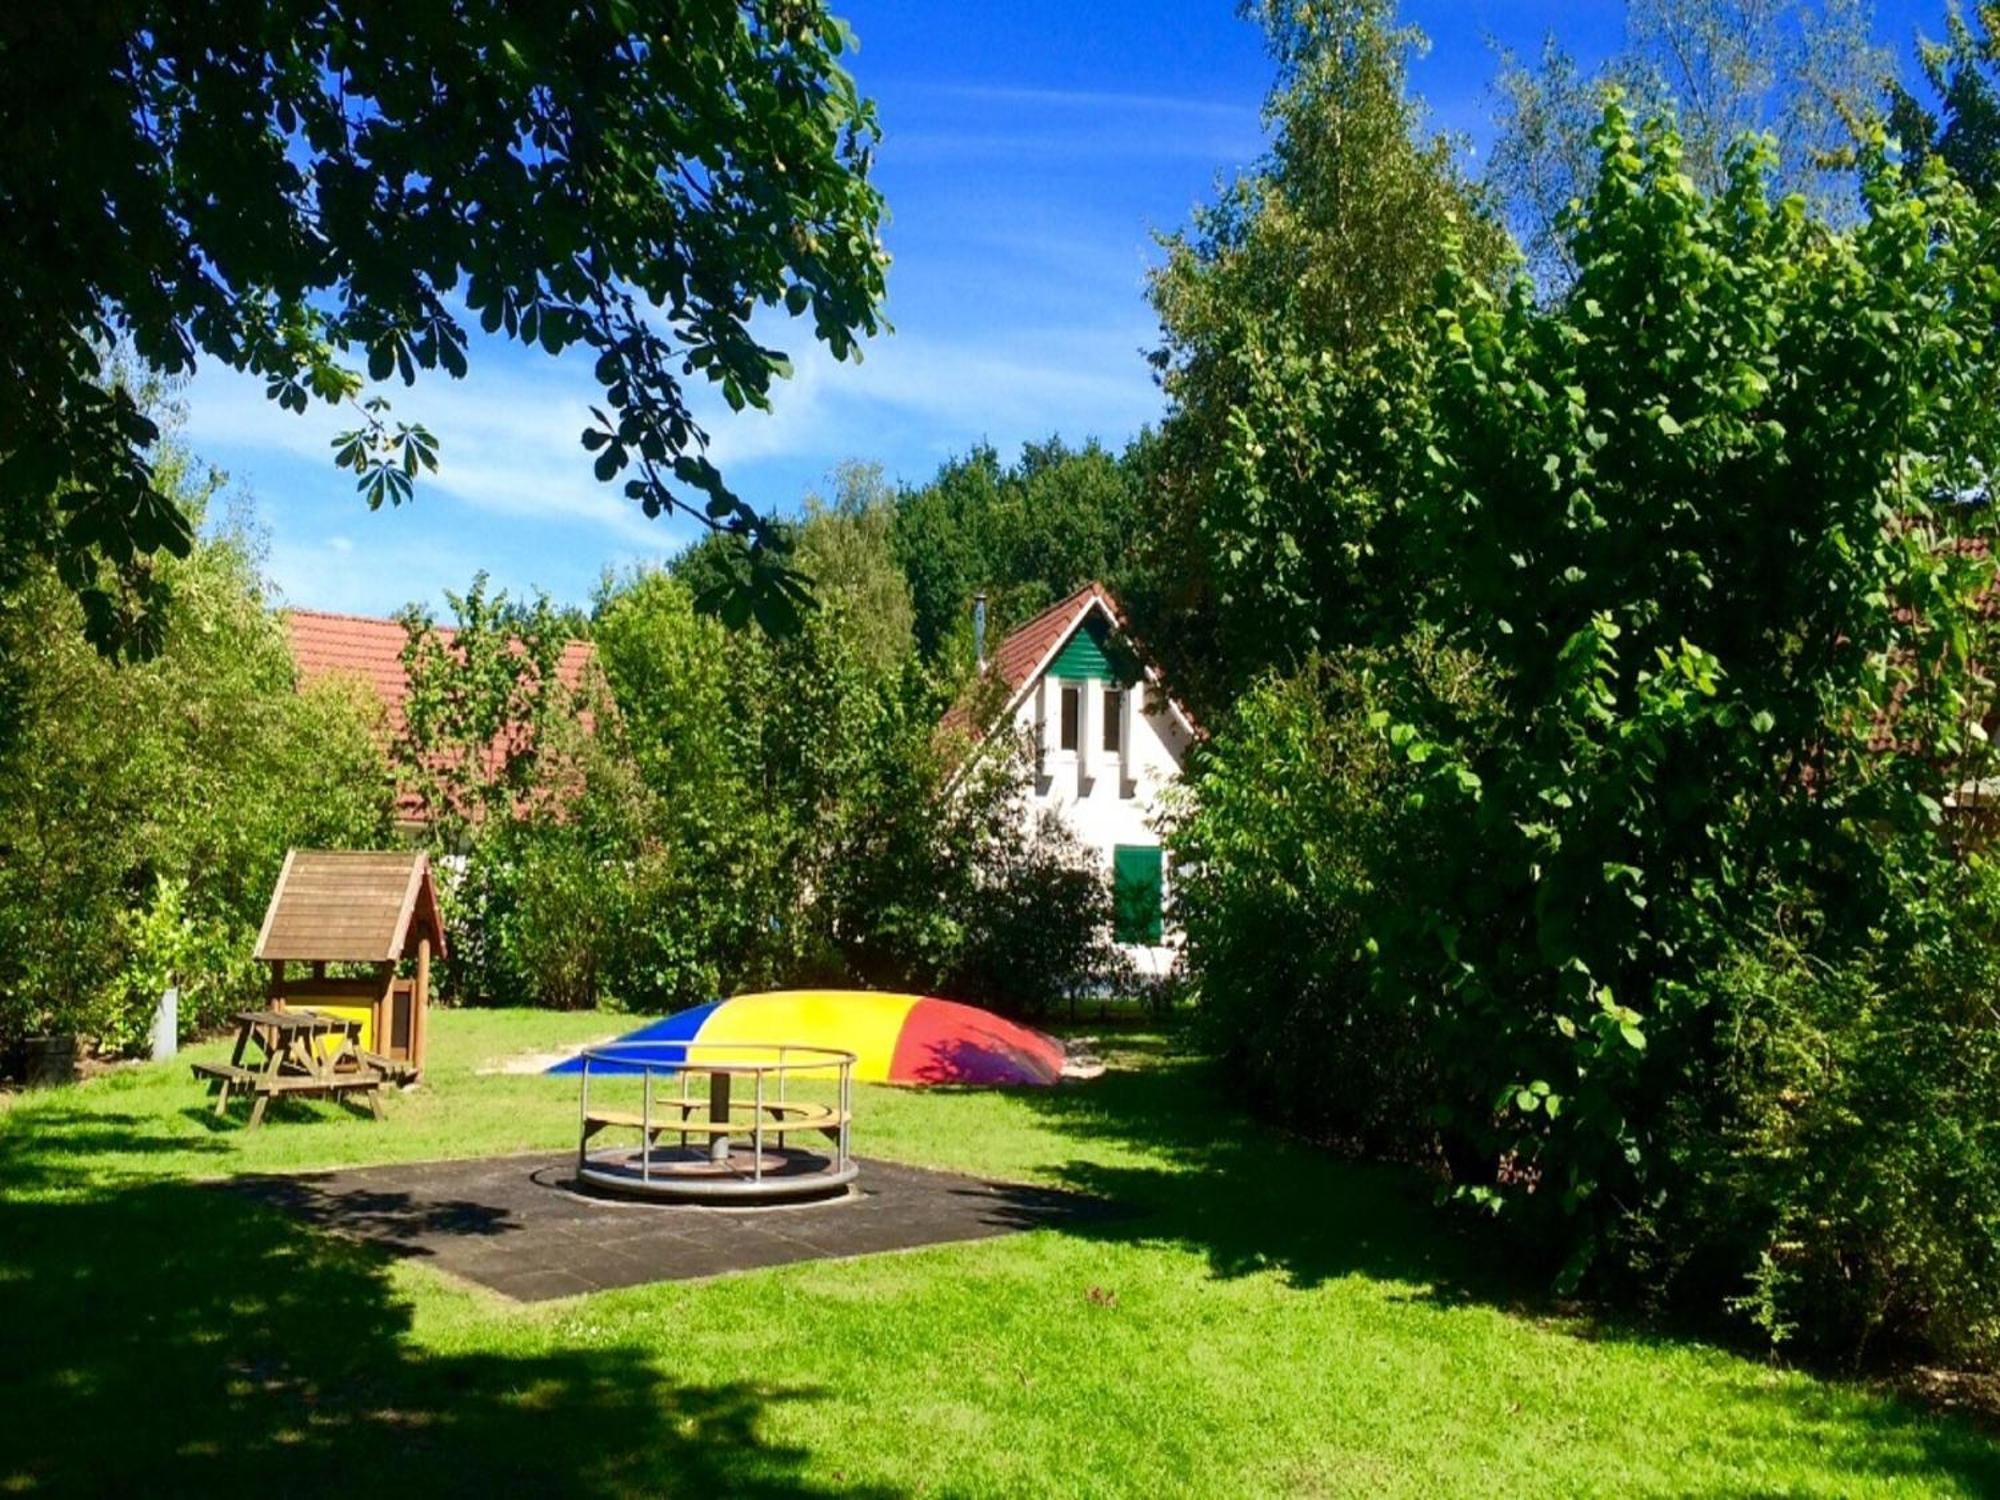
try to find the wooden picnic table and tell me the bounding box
[191,1008,385,1127]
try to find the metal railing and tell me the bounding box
[577,1040,854,1188]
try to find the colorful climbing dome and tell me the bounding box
[549,990,1068,1087]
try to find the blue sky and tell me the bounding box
[182,0,1938,618]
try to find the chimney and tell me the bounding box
[973,592,988,671]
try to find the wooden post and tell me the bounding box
[413,934,431,1075]
[375,962,395,1062]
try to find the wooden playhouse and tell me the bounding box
[253,850,447,1077]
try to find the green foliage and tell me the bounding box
[952,807,1121,1019]
[93,878,260,1056]
[1489,1,1890,283]
[794,463,917,678]
[399,577,635,1008]
[590,570,788,1006]
[396,574,569,851]
[1639,881,2000,1367]
[0,477,395,1054]
[1,0,886,655]
[1173,101,2000,1362]
[1140,0,1510,715]
[444,722,648,1014]
[432,559,1121,1018]
[891,438,1149,665]
[1889,2,2000,201]
[1168,643,1492,1155]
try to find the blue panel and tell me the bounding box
[545,1000,721,1074]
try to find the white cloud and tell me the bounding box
[182,360,667,549]
[180,274,1166,589]
[919,81,1260,125]
[694,313,1162,480]
[264,531,452,616]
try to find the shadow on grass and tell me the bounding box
[1,1106,232,1177]
[0,1121,888,1497]
[1023,1047,1481,1294]
[1019,1043,2000,1493]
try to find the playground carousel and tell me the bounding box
[573,1041,858,1205]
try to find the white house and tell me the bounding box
[946,582,1197,974]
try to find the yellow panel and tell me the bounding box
[307,1003,374,1057]
[696,990,920,1082]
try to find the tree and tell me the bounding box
[396,575,570,851]
[0,462,394,1052]
[891,437,1148,665]
[1489,0,1892,283]
[0,1,887,656]
[1172,102,2000,1359]
[591,562,1112,1015]
[892,445,1004,660]
[1887,2,2000,200]
[592,569,793,1005]
[1140,0,1509,715]
[795,461,916,678]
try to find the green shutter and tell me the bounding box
[1049,614,1137,685]
[1113,844,1164,945]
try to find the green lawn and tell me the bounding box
[2,1009,1993,1497]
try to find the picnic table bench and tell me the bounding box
[191,1009,385,1127]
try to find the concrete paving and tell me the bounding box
[227,1152,1117,1302]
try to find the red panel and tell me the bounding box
[889,999,1066,1086]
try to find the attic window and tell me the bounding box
[1060,684,1080,751]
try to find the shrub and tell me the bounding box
[448,561,1127,1022]
[1167,643,1488,1155]
[0,499,393,1058]
[91,878,261,1053]
[471,827,617,1011]
[1632,874,2000,1366]
[951,808,1120,1019]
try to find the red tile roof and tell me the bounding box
[988,582,1124,701]
[285,609,596,734]
[285,609,598,826]
[942,581,1196,741]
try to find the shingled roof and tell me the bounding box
[254,849,448,963]
[993,583,1122,696]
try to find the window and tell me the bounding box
[1059,684,1080,751]
[1113,844,1164,945]
[1102,689,1123,753]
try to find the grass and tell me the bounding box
[2,1008,1995,1497]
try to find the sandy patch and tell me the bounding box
[479,1038,615,1075]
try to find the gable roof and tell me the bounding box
[286,609,596,734]
[943,582,1196,741]
[286,608,599,827]
[254,849,448,963]
[990,582,1124,700]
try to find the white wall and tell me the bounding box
[1015,665,1192,976]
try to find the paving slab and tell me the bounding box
[225,1152,1119,1302]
